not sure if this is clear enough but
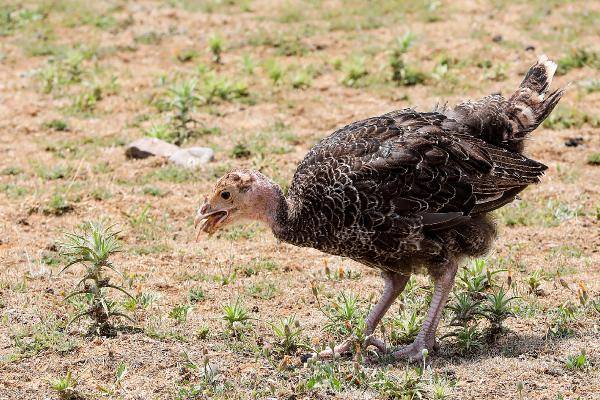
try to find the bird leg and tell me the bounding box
[391,260,458,361]
[313,271,409,359]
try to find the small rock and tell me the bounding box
[492,34,503,43]
[125,138,180,159]
[564,137,584,147]
[169,147,214,169]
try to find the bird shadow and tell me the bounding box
[432,329,570,368]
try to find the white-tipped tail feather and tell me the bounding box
[536,55,557,100]
[507,55,565,137]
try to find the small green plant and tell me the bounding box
[547,303,577,338]
[305,359,364,392]
[269,315,304,354]
[389,32,426,86]
[98,361,128,395]
[168,79,200,145]
[478,287,515,334]
[208,34,224,63]
[342,57,368,87]
[1,166,22,175]
[144,123,174,142]
[169,304,193,324]
[543,106,599,130]
[189,288,205,303]
[43,119,69,131]
[231,142,252,158]
[223,298,251,336]
[36,163,72,180]
[291,68,312,89]
[273,36,307,56]
[457,259,502,296]
[59,221,134,335]
[323,264,361,280]
[200,71,249,104]
[564,350,589,370]
[197,325,210,340]
[371,367,427,399]
[318,292,366,342]
[390,307,423,345]
[587,153,600,165]
[142,185,166,197]
[134,31,162,45]
[264,59,284,85]
[443,324,482,355]
[527,270,544,295]
[247,280,278,300]
[176,48,198,63]
[50,370,79,400]
[123,291,158,311]
[43,193,74,216]
[241,54,255,74]
[69,84,102,114]
[447,291,480,328]
[556,48,599,75]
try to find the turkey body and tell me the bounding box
[277,111,533,277]
[275,58,563,280]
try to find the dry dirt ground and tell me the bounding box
[0,1,599,399]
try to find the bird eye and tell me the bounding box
[220,191,231,200]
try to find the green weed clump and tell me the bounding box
[556,48,599,76]
[269,315,304,355]
[50,370,79,400]
[389,32,426,86]
[443,259,514,354]
[59,221,134,335]
[208,34,224,63]
[222,298,251,337]
[148,71,247,144]
[341,57,368,88]
[587,153,600,165]
[564,350,589,371]
[543,106,599,130]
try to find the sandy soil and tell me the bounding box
[0,1,598,399]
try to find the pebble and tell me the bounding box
[168,147,214,169]
[125,137,180,159]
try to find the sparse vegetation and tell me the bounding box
[389,32,426,86]
[50,371,79,400]
[1,1,598,398]
[556,48,599,76]
[59,221,134,335]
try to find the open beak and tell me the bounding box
[194,200,229,239]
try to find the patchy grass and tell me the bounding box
[0,1,598,399]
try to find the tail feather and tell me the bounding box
[506,55,566,145]
[443,55,565,154]
[518,54,557,95]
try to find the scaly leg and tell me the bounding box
[391,260,458,361]
[313,271,410,359]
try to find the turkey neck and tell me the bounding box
[250,178,292,239]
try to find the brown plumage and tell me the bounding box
[195,55,564,361]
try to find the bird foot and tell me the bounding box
[303,336,438,363]
[309,338,353,360]
[305,334,388,362]
[390,339,435,362]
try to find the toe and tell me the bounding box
[392,342,428,361]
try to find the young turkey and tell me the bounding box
[195,55,564,361]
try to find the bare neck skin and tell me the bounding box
[246,174,289,236]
